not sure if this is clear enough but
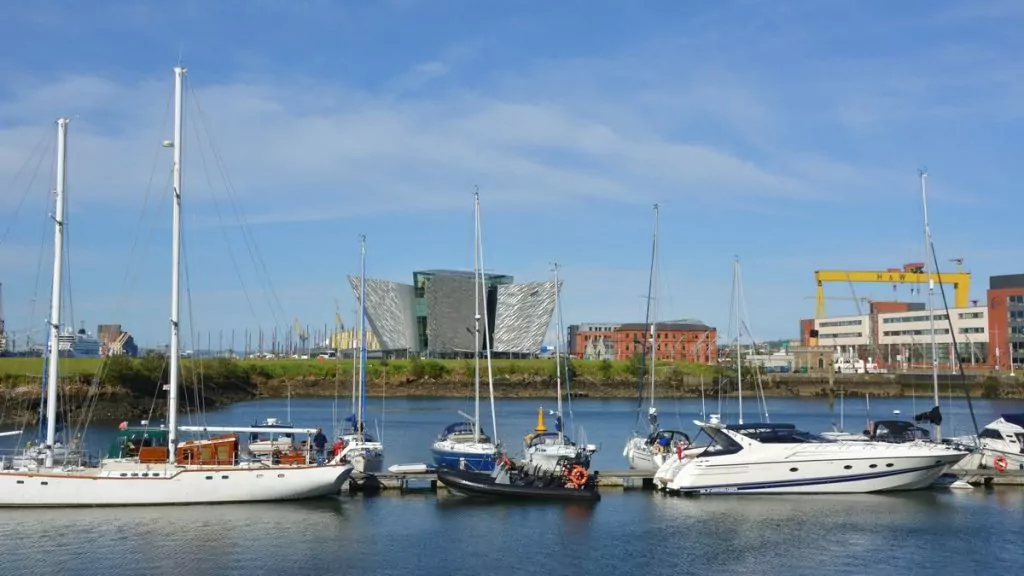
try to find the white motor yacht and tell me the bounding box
[654,419,968,495]
[948,414,1024,473]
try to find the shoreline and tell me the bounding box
[2,355,1021,424]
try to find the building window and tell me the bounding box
[817,358,824,369]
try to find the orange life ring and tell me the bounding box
[993,455,1009,472]
[568,465,588,487]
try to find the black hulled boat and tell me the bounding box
[436,455,600,502]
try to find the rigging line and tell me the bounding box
[181,221,208,425]
[929,240,981,440]
[187,105,262,327]
[0,130,52,247]
[114,89,174,301]
[636,205,658,426]
[24,155,56,343]
[187,83,288,330]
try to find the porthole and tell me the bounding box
[869,464,878,469]
[221,475,229,479]
[16,480,24,485]
[277,473,285,478]
[885,463,894,468]
[789,467,799,472]
[120,473,127,477]
[205,476,213,480]
[41,481,48,486]
[843,465,852,470]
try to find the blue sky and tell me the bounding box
[1,0,1022,350]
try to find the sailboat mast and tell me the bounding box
[919,170,941,442]
[476,189,499,444]
[43,117,69,469]
[552,262,563,442]
[733,257,743,424]
[167,66,186,462]
[472,190,482,443]
[358,234,367,440]
[649,204,659,410]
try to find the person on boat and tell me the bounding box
[333,436,345,458]
[313,427,328,462]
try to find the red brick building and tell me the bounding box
[987,274,1024,370]
[612,321,717,363]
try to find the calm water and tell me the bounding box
[1,396,1023,575]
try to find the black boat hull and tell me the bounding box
[436,467,600,502]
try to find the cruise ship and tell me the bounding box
[56,326,101,357]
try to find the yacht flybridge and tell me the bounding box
[654,419,968,495]
[0,67,353,507]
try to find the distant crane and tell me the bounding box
[293,317,308,353]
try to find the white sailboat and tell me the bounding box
[336,235,385,474]
[431,189,501,472]
[623,205,691,471]
[522,262,597,473]
[0,67,353,507]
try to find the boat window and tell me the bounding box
[698,428,744,457]
[730,424,833,444]
[979,428,1003,440]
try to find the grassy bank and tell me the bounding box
[1,356,1021,404]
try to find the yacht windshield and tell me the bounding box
[728,423,834,444]
[696,427,744,457]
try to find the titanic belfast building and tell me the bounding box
[347,269,558,358]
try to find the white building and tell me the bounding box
[812,306,989,368]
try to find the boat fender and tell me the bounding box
[993,455,1008,472]
[677,444,683,461]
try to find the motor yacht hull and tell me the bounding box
[0,461,354,507]
[657,451,965,494]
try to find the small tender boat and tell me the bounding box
[388,463,436,474]
[436,456,599,502]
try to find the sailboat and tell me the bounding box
[431,189,501,472]
[335,235,385,474]
[623,204,691,471]
[0,67,353,507]
[522,262,598,473]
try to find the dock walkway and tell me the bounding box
[343,468,1024,494]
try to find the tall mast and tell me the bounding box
[919,170,941,442]
[472,190,482,443]
[44,117,69,469]
[475,188,498,444]
[552,262,563,443]
[167,66,185,462]
[358,234,367,440]
[733,256,743,424]
[649,204,659,411]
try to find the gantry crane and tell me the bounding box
[814,264,971,319]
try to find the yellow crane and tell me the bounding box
[814,266,971,319]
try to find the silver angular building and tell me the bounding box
[347,269,558,357]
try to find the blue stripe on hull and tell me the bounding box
[431,449,497,472]
[673,463,947,494]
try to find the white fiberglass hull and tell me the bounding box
[0,461,354,507]
[656,446,966,495]
[340,442,385,474]
[623,437,672,472]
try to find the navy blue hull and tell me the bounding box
[431,449,497,472]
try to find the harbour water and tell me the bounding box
[1,396,1022,574]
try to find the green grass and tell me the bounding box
[0,355,722,381]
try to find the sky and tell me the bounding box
[1,0,1022,351]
